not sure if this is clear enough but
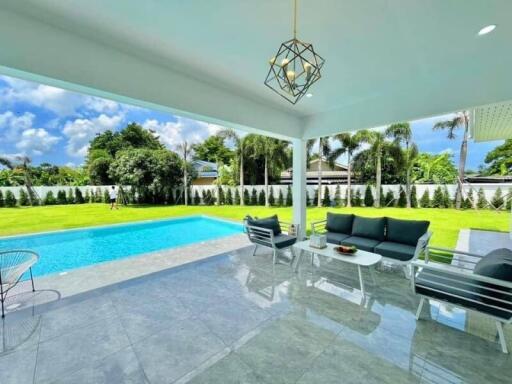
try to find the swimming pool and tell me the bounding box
[0,216,243,278]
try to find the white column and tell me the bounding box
[292,138,307,240]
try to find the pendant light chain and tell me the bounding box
[293,0,297,39]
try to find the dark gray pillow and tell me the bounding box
[474,248,512,304]
[386,217,430,246]
[247,215,281,235]
[326,213,354,234]
[351,216,386,241]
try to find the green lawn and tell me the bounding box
[0,204,509,248]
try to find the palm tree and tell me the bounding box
[433,111,470,209]
[386,122,418,208]
[246,135,289,207]
[328,132,362,207]
[176,141,192,205]
[356,130,401,207]
[0,155,37,203]
[307,137,332,207]
[219,129,247,205]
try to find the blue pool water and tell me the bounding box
[0,216,243,278]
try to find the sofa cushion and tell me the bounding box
[326,232,350,245]
[415,269,512,320]
[246,215,281,235]
[474,248,512,303]
[374,241,416,261]
[387,217,430,246]
[273,234,297,249]
[341,236,381,252]
[351,216,386,241]
[326,213,354,234]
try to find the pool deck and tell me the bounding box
[1,237,511,383]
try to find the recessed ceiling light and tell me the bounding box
[306,93,313,98]
[478,24,496,36]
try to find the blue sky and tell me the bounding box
[0,74,502,170]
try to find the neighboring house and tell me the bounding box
[280,158,351,185]
[465,175,512,184]
[191,160,218,185]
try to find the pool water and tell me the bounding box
[0,216,243,278]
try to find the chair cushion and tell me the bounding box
[415,269,512,320]
[273,234,297,249]
[326,213,354,234]
[474,248,512,303]
[374,241,416,261]
[341,236,381,252]
[326,232,350,245]
[386,217,430,246]
[351,216,386,241]
[246,215,281,235]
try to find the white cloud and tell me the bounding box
[142,117,223,149]
[16,128,60,155]
[0,111,35,140]
[62,113,124,158]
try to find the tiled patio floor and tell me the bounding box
[1,245,511,383]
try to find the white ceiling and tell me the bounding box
[472,101,512,142]
[1,0,512,139]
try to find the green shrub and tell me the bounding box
[194,190,201,205]
[397,186,407,208]
[278,189,284,206]
[75,188,85,204]
[432,186,444,208]
[93,189,102,203]
[166,189,175,205]
[208,190,216,205]
[507,188,512,210]
[234,189,241,205]
[353,189,362,207]
[268,186,275,206]
[218,187,225,205]
[491,187,504,209]
[4,190,17,207]
[477,187,488,209]
[322,186,331,207]
[419,189,430,208]
[19,189,30,206]
[462,189,474,209]
[411,185,418,208]
[383,190,394,207]
[103,189,110,204]
[442,186,451,208]
[56,190,67,205]
[66,189,74,204]
[243,188,250,205]
[226,188,233,205]
[364,185,374,207]
[305,189,310,207]
[286,185,292,206]
[84,189,91,203]
[250,188,257,205]
[0,190,4,207]
[314,188,319,206]
[334,185,342,207]
[44,191,56,205]
[345,188,351,207]
[201,190,207,205]
[258,190,265,205]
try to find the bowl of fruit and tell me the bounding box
[334,245,357,255]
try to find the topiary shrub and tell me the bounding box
[411,185,418,208]
[314,188,319,206]
[103,189,110,204]
[75,188,85,204]
[67,189,75,204]
[218,187,225,205]
[243,188,250,205]
[353,189,362,207]
[94,189,103,203]
[234,189,241,205]
[19,189,30,206]
[278,189,284,206]
[44,191,56,205]
[250,188,258,205]
[286,185,292,206]
[507,188,512,210]
[334,185,342,207]
[194,190,201,205]
[0,190,4,207]
[56,190,67,205]
[4,190,17,207]
[491,187,504,209]
[419,189,430,208]
[364,185,374,207]
[442,186,451,208]
[268,186,275,206]
[258,189,265,205]
[383,190,395,207]
[84,189,91,203]
[397,186,407,208]
[226,188,233,205]
[477,187,488,209]
[305,189,310,207]
[322,186,331,207]
[462,189,474,209]
[432,186,444,208]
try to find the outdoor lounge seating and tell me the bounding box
[244,215,298,265]
[412,246,512,353]
[0,250,38,317]
[312,213,431,277]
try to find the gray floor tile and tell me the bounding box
[0,346,38,384]
[34,317,130,383]
[133,318,227,384]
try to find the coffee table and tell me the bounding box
[292,240,382,297]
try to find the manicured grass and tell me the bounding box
[0,204,509,248]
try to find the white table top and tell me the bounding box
[293,240,382,267]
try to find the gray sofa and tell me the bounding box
[311,213,432,277]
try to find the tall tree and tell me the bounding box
[433,111,470,209]
[177,141,193,206]
[307,137,332,207]
[386,122,418,208]
[483,139,512,176]
[328,132,363,207]
[218,129,247,206]
[191,135,233,164]
[0,155,37,204]
[355,130,401,207]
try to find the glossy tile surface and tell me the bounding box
[1,246,511,383]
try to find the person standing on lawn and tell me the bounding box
[109,186,118,210]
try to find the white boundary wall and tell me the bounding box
[2,183,511,205]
